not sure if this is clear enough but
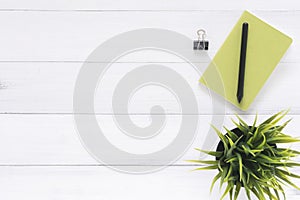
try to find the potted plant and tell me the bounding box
[189,110,300,200]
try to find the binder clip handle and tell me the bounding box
[197,29,206,41]
[194,29,209,50]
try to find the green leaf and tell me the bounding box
[256,132,266,149]
[224,165,233,182]
[277,168,300,179]
[270,110,290,126]
[220,165,229,189]
[235,114,249,128]
[275,170,300,190]
[273,188,280,200]
[194,148,223,157]
[261,110,286,125]
[186,160,218,165]
[210,171,222,193]
[245,188,252,200]
[241,145,250,156]
[250,185,265,200]
[211,125,228,151]
[250,113,258,132]
[267,136,300,144]
[224,127,239,141]
[225,157,238,163]
[262,187,277,200]
[221,182,234,200]
[229,189,233,200]
[193,165,218,171]
[276,118,292,132]
[252,181,266,200]
[237,153,243,181]
[225,134,235,147]
[231,118,248,133]
[234,182,241,200]
[243,167,260,181]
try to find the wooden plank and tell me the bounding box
[0,62,299,114]
[0,114,299,165]
[0,166,232,200]
[0,114,211,165]
[0,11,298,62]
[0,0,299,10]
[0,166,299,200]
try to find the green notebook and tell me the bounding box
[200,11,292,111]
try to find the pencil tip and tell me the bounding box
[237,95,243,103]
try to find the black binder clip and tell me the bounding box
[193,29,209,50]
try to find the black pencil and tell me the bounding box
[237,22,249,103]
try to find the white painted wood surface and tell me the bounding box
[0,11,298,62]
[0,114,299,165]
[0,62,299,114]
[1,166,300,200]
[1,0,300,199]
[0,0,299,10]
[0,166,253,200]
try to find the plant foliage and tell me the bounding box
[189,110,300,200]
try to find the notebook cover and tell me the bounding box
[200,11,293,111]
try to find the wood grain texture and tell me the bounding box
[0,62,298,114]
[0,114,299,165]
[0,166,237,200]
[0,3,300,199]
[0,0,299,10]
[0,11,297,62]
[1,166,300,200]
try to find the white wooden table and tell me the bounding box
[1,0,300,199]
